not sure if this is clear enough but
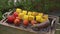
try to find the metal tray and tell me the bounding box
[0,10,59,34]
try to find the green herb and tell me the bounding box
[0,11,2,20]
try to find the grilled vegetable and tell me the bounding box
[7,15,15,23]
[23,20,29,26]
[14,19,20,26]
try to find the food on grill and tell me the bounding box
[7,15,15,23]
[38,13,43,16]
[40,18,47,23]
[18,13,24,19]
[28,15,35,21]
[31,20,37,25]
[32,12,38,16]
[22,10,27,15]
[23,20,29,26]
[16,17,21,20]
[7,8,49,30]
[36,14,48,23]
[28,11,32,15]
[36,16,42,22]
[23,15,29,20]
[16,8,22,14]
[43,14,48,20]
[14,19,20,26]
[13,12,18,17]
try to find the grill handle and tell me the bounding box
[51,18,56,27]
[1,10,13,23]
[2,10,13,19]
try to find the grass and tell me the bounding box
[0,11,2,20]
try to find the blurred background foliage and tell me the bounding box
[0,0,60,20]
[0,11,2,20]
[0,0,60,13]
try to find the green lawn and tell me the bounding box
[0,24,60,34]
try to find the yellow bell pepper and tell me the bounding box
[40,18,46,23]
[38,13,43,17]
[36,15,47,23]
[36,16,42,22]
[28,15,35,21]
[22,10,27,15]
[28,11,32,15]
[23,15,29,20]
[18,13,24,19]
[43,14,48,20]
[16,8,22,14]
[32,12,38,16]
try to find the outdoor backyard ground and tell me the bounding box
[0,22,60,34]
[0,11,60,34]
